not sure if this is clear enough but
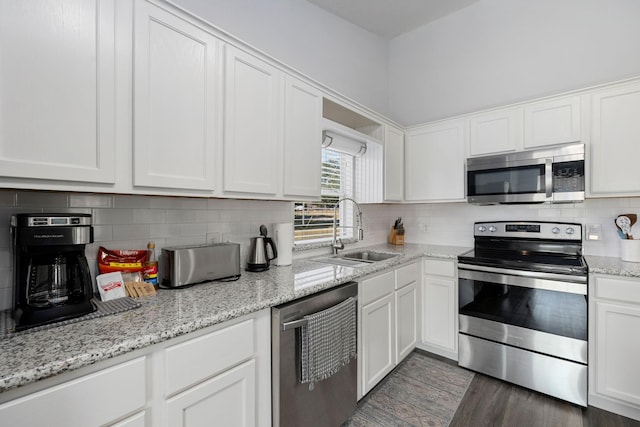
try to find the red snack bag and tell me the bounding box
[98,246,150,274]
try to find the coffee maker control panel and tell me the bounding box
[16,215,92,227]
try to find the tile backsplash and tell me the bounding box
[1,189,638,311]
[0,190,294,311]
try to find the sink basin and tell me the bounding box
[310,251,398,268]
[340,251,398,262]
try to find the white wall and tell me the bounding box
[172,0,390,115]
[389,0,640,125]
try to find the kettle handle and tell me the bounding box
[265,237,278,262]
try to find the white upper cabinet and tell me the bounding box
[384,125,404,202]
[469,108,520,156]
[282,76,322,199]
[224,46,282,196]
[405,119,466,202]
[589,82,640,197]
[133,0,219,191]
[524,95,581,149]
[0,0,116,184]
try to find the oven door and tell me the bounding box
[458,263,587,364]
[467,157,552,204]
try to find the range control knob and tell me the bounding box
[551,227,560,234]
[566,227,575,235]
[478,226,487,232]
[488,226,497,232]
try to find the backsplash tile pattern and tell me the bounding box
[0,190,293,311]
[0,189,638,312]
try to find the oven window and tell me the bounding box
[468,164,545,196]
[459,278,587,341]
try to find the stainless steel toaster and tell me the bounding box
[161,243,241,288]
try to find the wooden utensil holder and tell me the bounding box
[388,227,404,245]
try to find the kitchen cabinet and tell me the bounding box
[358,262,419,398]
[0,358,146,427]
[469,107,520,156]
[0,0,117,184]
[282,76,323,199]
[589,275,640,421]
[133,0,220,191]
[224,46,282,197]
[0,310,271,427]
[359,271,395,398]
[166,361,255,427]
[405,119,466,202]
[420,258,458,360]
[383,125,405,202]
[523,95,581,149]
[395,263,419,362]
[589,82,640,197]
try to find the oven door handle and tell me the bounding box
[458,264,587,295]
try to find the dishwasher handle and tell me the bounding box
[280,295,357,332]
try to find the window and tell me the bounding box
[294,148,355,243]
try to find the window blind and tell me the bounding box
[294,149,354,243]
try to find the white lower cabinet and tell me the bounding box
[589,275,640,421]
[0,310,270,427]
[0,358,146,427]
[419,258,458,360]
[167,360,256,427]
[358,262,419,399]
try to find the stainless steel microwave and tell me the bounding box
[466,144,585,205]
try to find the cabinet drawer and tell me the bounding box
[423,259,455,277]
[396,262,418,289]
[594,275,640,304]
[0,357,146,427]
[361,271,395,306]
[165,318,255,396]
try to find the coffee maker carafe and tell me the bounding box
[12,213,95,329]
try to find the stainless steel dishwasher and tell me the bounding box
[272,281,358,427]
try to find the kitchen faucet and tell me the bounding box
[332,197,364,255]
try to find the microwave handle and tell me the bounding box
[545,159,553,199]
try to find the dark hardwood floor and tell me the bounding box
[449,372,640,427]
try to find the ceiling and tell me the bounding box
[306,0,482,39]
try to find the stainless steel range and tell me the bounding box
[457,221,588,406]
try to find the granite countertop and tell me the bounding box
[0,243,469,394]
[585,255,640,277]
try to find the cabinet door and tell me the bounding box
[405,120,465,201]
[396,281,418,363]
[590,83,640,196]
[469,108,520,156]
[593,300,640,406]
[384,125,404,202]
[0,0,116,183]
[423,276,457,353]
[133,1,219,191]
[524,96,581,149]
[282,76,322,199]
[224,46,281,196]
[167,360,256,427]
[0,358,146,427]
[361,293,395,396]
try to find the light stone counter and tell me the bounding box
[586,255,640,278]
[0,243,469,394]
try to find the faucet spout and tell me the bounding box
[332,197,364,255]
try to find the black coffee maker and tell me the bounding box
[11,213,95,329]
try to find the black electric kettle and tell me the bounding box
[247,225,278,272]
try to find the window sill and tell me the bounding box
[293,238,359,252]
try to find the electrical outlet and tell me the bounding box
[419,223,428,232]
[586,223,601,241]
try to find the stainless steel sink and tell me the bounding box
[340,251,398,262]
[311,251,398,268]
